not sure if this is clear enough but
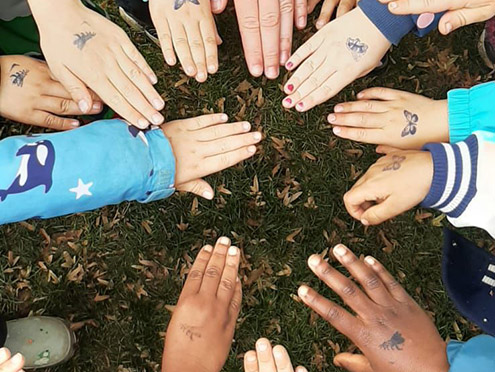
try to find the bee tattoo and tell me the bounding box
[174,0,200,10]
[382,155,406,172]
[73,32,96,50]
[10,69,29,87]
[379,331,405,351]
[401,110,419,137]
[346,37,369,61]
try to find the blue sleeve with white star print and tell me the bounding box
[0,119,176,224]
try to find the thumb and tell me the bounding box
[334,353,373,372]
[439,8,491,35]
[360,196,399,226]
[55,67,93,114]
[376,145,402,154]
[176,179,214,200]
[211,0,228,14]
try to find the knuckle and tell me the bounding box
[128,67,141,80]
[309,76,320,88]
[188,269,204,280]
[365,101,373,110]
[280,0,293,14]
[321,84,333,97]
[260,12,280,28]
[240,16,261,31]
[356,129,367,140]
[230,299,241,312]
[341,282,357,297]
[59,99,72,114]
[324,306,341,321]
[204,36,216,46]
[175,37,189,46]
[205,266,221,278]
[43,115,58,128]
[220,154,230,167]
[220,278,235,291]
[364,275,381,290]
[110,94,121,106]
[190,39,203,49]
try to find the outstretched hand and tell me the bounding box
[244,339,308,372]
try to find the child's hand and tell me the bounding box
[298,245,449,372]
[330,88,449,150]
[283,7,391,112]
[0,55,102,130]
[343,149,433,226]
[244,340,307,372]
[0,348,24,372]
[161,113,262,200]
[150,0,220,82]
[162,237,242,372]
[308,0,357,29]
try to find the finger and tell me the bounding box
[30,110,80,131]
[200,19,219,74]
[196,121,251,141]
[279,0,294,65]
[364,256,411,302]
[329,111,388,127]
[283,52,327,98]
[298,285,360,340]
[356,87,404,101]
[0,348,11,365]
[55,66,93,114]
[244,351,259,372]
[38,96,101,116]
[333,100,389,114]
[184,113,230,130]
[121,40,158,84]
[273,345,294,372]
[439,8,492,35]
[229,279,243,322]
[176,179,215,200]
[260,0,281,79]
[294,0,308,29]
[386,0,465,15]
[332,245,393,306]
[343,186,371,222]
[201,145,258,177]
[217,245,241,302]
[185,24,208,82]
[234,0,264,77]
[308,0,321,13]
[360,196,400,226]
[116,48,165,111]
[334,353,373,372]
[285,31,324,71]
[151,12,177,65]
[211,0,228,14]
[203,131,262,156]
[376,145,401,154]
[172,25,197,77]
[0,353,24,372]
[181,244,214,295]
[332,126,385,145]
[336,0,356,18]
[316,0,338,29]
[200,237,231,294]
[256,339,277,372]
[306,254,374,315]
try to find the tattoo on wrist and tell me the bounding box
[180,324,202,341]
[174,0,200,10]
[379,331,405,351]
[74,32,96,50]
[346,37,368,61]
[9,65,29,87]
[382,155,406,172]
[401,110,418,137]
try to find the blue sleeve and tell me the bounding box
[358,0,442,45]
[448,82,495,143]
[0,119,175,224]
[447,336,495,372]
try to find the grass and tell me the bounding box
[1,2,494,371]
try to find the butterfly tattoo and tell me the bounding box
[10,69,29,87]
[346,37,368,61]
[73,32,96,50]
[174,0,200,10]
[401,110,419,137]
[379,331,405,351]
[382,155,406,172]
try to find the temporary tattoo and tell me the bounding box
[401,110,419,137]
[9,63,20,72]
[382,155,406,172]
[180,324,202,341]
[174,0,200,10]
[10,69,29,87]
[73,32,96,50]
[379,331,405,351]
[346,37,368,61]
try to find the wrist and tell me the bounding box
[27,0,83,20]
[162,354,217,372]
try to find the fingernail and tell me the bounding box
[284,97,293,106]
[357,92,364,99]
[298,16,306,28]
[445,22,452,33]
[362,218,370,226]
[228,246,238,256]
[298,286,309,297]
[316,20,325,29]
[153,98,164,110]
[221,114,228,122]
[389,2,397,9]
[138,118,149,128]
[297,102,304,110]
[211,0,221,11]
[334,105,343,113]
[78,100,89,113]
[71,121,80,128]
[152,113,164,125]
[254,132,262,141]
[266,66,278,79]
[202,190,213,199]
[308,255,320,268]
[242,122,251,131]
[149,74,158,85]
[328,114,336,122]
[251,65,263,76]
[333,127,341,135]
[12,353,23,364]
[248,146,256,154]
[0,348,8,358]
[197,72,207,81]
[257,342,268,352]
[186,66,195,75]
[274,349,283,359]
[286,84,294,93]
[286,61,294,70]
[333,245,347,257]
[247,353,257,362]
[365,256,376,265]
[208,64,217,73]
[280,52,289,65]
[219,237,230,246]
[92,102,102,111]
[204,245,213,252]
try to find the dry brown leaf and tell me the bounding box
[286,228,302,243]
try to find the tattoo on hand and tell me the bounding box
[401,110,419,137]
[180,324,202,341]
[9,63,20,72]
[174,0,200,10]
[10,68,29,87]
[379,331,405,351]
[73,32,96,50]
[382,155,406,172]
[346,37,368,61]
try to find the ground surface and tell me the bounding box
[1,2,494,371]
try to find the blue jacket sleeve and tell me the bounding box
[0,119,175,224]
[448,82,495,143]
[358,0,442,45]
[448,336,495,372]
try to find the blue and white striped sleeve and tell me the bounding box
[0,119,176,224]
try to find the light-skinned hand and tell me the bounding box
[149,0,221,82]
[283,7,391,112]
[330,87,449,150]
[343,149,433,226]
[308,0,357,29]
[161,113,262,199]
[28,0,164,129]
[0,55,102,130]
[298,245,449,372]
[162,237,242,372]
[244,339,308,372]
[0,348,25,372]
[379,0,495,35]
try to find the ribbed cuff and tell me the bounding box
[358,0,415,45]
[420,142,449,208]
[448,88,472,143]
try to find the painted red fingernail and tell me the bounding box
[284,98,292,105]
[297,102,304,110]
[286,61,294,69]
[287,84,294,92]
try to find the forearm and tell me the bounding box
[0,119,175,224]
[27,0,82,22]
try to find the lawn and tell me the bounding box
[0,2,494,371]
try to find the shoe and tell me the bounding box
[117,2,159,46]
[478,17,495,70]
[4,317,76,369]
